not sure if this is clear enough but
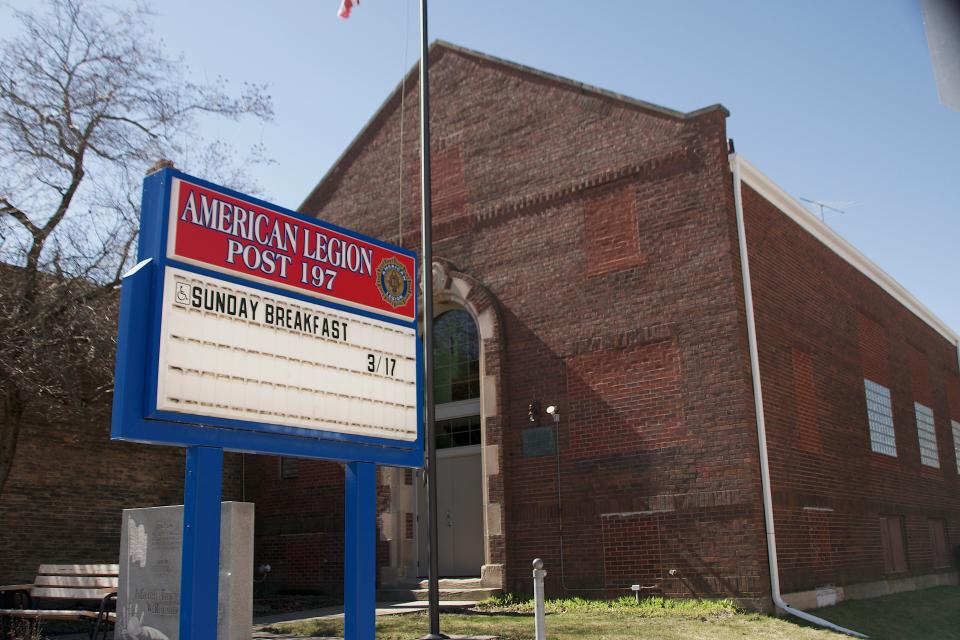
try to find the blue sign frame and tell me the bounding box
[111,168,424,468]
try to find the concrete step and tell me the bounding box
[378,578,499,603]
[377,588,501,603]
[410,577,484,590]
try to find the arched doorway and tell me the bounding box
[378,262,504,589]
[417,308,485,576]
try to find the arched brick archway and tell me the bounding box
[379,260,506,588]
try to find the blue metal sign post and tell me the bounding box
[344,463,377,639]
[179,447,224,639]
[113,168,423,640]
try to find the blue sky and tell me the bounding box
[3,1,959,335]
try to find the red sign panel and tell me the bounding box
[166,178,416,321]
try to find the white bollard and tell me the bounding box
[533,558,547,640]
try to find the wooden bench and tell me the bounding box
[0,564,118,639]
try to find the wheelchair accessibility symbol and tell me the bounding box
[174,282,190,306]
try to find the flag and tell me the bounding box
[338,0,358,19]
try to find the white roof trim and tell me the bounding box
[735,155,959,345]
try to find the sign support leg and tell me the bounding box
[179,446,223,640]
[344,462,377,640]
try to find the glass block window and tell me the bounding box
[952,420,960,474]
[864,379,897,457]
[915,403,939,468]
[433,310,480,404]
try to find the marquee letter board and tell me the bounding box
[111,169,423,467]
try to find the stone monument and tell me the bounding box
[117,502,254,640]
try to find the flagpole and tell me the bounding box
[418,1,446,639]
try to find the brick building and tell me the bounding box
[2,41,956,611]
[248,42,960,608]
[0,396,246,585]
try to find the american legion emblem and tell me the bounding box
[376,257,412,308]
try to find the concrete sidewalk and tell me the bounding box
[52,601,494,639]
[253,599,477,627]
[252,600,497,639]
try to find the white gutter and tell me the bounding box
[729,153,868,639]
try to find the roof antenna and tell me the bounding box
[798,197,857,223]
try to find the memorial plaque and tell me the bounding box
[117,502,253,640]
[522,426,556,457]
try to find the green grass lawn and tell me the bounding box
[262,587,960,640]
[811,586,960,640]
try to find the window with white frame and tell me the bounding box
[915,402,939,468]
[952,420,960,474]
[433,309,481,450]
[864,379,897,456]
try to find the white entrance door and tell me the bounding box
[418,417,484,576]
[439,445,483,576]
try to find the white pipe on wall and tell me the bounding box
[729,153,868,639]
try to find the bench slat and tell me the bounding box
[30,587,115,600]
[0,609,102,620]
[34,576,118,588]
[37,564,119,576]
[0,564,119,627]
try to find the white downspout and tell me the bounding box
[729,153,868,639]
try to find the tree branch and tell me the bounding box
[0,197,40,236]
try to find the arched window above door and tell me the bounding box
[433,309,480,449]
[433,309,479,403]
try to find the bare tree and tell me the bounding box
[0,0,274,495]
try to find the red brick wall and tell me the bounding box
[299,44,769,601]
[0,402,243,584]
[792,347,823,454]
[948,375,960,421]
[243,456,346,592]
[858,311,889,384]
[566,339,686,457]
[583,186,644,277]
[909,347,934,408]
[742,182,960,594]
